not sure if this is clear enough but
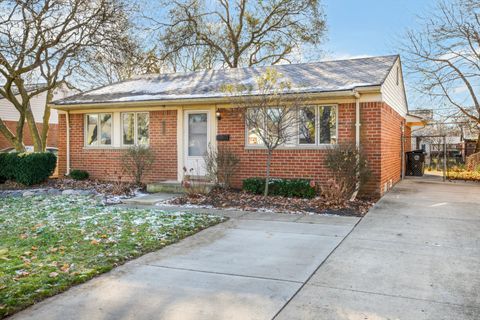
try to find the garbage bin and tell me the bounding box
[406,150,425,176]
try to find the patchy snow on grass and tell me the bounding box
[0,194,225,318]
[155,201,214,210]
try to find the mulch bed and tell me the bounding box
[0,178,139,197]
[170,188,375,217]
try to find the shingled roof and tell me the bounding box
[52,55,399,106]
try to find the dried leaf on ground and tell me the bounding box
[170,189,374,216]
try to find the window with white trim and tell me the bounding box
[246,108,265,145]
[85,113,112,146]
[298,106,316,145]
[245,105,337,147]
[299,105,337,145]
[318,106,337,144]
[121,112,149,146]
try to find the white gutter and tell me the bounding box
[350,90,361,201]
[66,111,71,175]
[353,90,361,147]
[49,87,382,111]
[401,122,405,179]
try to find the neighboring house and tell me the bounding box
[0,83,74,149]
[464,139,478,158]
[51,55,416,197]
[409,109,478,162]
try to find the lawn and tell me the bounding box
[0,195,225,318]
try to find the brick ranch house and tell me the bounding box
[51,55,420,198]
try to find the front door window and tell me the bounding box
[188,113,208,157]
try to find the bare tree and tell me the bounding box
[160,45,217,73]
[402,0,480,152]
[149,0,326,69]
[0,0,127,151]
[226,68,306,196]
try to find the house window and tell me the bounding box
[318,106,337,144]
[122,112,149,146]
[246,108,265,145]
[299,106,316,144]
[85,113,112,146]
[246,105,338,147]
[298,105,337,145]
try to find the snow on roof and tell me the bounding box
[53,55,399,105]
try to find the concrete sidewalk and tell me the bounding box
[276,177,480,320]
[9,177,480,320]
[10,210,359,320]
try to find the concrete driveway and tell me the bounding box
[9,210,359,320]
[277,177,480,320]
[9,177,480,320]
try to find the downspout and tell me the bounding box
[350,90,361,201]
[354,91,361,147]
[66,111,71,176]
[401,121,405,180]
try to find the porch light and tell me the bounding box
[216,110,222,120]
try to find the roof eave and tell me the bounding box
[406,113,429,126]
[50,86,382,111]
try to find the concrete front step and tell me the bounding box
[147,180,185,193]
[146,180,215,193]
[122,193,180,205]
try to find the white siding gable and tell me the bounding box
[381,58,408,117]
[0,85,74,124]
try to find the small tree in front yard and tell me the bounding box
[225,68,306,196]
[121,146,155,185]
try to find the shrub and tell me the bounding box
[242,177,265,194]
[204,144,240,188]
[447,170,480,181]
[242,177,316,198]
[69,169,89,180]
[320,179,349,205]
[324,144,370,201]
[121,146,155,185]
[182,167,211,195]
[0,152,57,185]
[466,152,480,171]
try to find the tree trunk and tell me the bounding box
[25,106,43,152]
[0,118,25,151]
[41,90,54,151]
[475,131,480,153]
[15,112,25,150]
[264,149,273,197]
[0,119,20,151]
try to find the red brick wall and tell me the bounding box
[217,102,405,197]
[405,125,412,152]
[379,104,404,194]
[217,104,352,190]
[0,120,58,150]
[58,102,407,197]
[57,111,177,182]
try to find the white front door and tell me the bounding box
[184,111,210,176]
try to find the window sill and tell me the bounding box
[83,145,150,151]
[245,144,336,151]
[83,146,129,151]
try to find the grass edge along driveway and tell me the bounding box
[0,195,225,318]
